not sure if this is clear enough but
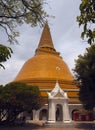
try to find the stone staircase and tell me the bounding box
[44,122,76,128]
[44,121,95,128]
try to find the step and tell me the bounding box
[45,122,75,128]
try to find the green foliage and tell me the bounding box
[0,0,48,44]
[0,44,13,69]
[0,82,41,124]
[73,44,95,110]
[77,0,95,44]
[4,82,41,110]
[0,0,48,69]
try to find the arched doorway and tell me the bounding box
[72,109,79,120]
[23,111,33,120]
[56,104,63,121]
[39,109,48,120]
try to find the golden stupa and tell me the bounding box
[14,23,79,104]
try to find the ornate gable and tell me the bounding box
[55,92,64,97]
[48,81,68,99]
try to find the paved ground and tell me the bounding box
[0,127,95,130]
[0,121,95,130]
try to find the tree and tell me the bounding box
[0,0,48,68]
[73,44,95,110]
[77,0,95,44]
[0,82,41,125]
[0,44,13,69]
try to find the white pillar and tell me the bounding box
[63,99,71,123]
[33,110,39,121]
[48,100,56,123]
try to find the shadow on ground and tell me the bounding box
[75,122,95,130]
[0,123,44,130]
[0,122,95,130]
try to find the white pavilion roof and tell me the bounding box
[48,81,68,99]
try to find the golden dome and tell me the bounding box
[15,54,73,82]
[14,22,79,102]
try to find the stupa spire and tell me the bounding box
[38,22,54,49]
[35,22,60,56]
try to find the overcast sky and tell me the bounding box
[0,0,89,85]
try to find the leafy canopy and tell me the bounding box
[0,44,13,69]
[77,0,95,44]
[0,82,42,124]
[0,0,48,68]
[0,0,47,43]
[73,44,95,110]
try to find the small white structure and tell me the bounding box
[48,81,71,123]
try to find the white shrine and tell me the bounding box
[48,81,71,123]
